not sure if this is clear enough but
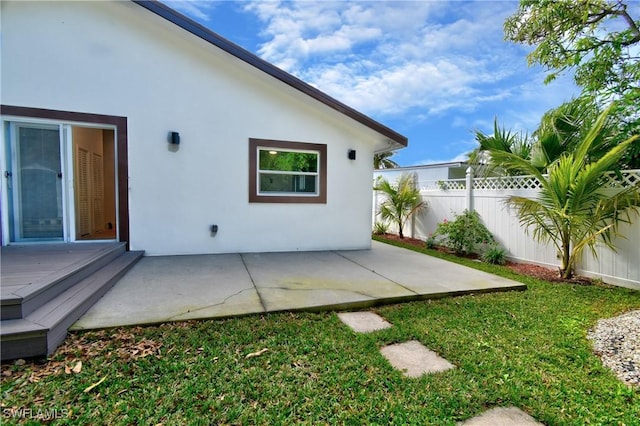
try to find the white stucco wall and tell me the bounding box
[1,1,394,255]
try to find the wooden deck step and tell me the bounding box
[2,243,127,320]
[1,251,144,361]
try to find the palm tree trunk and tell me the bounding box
[398,220,404,239]
[561,231,572,279]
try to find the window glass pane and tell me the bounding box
[259,150,318,172]
[259,173,317,193]
[15,126,64,239]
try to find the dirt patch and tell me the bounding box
[375,233,428,249]
[504,262,594,285]
[375,234,594,285]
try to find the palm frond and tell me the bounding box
[373,151,399,169]
[472,118,533,177]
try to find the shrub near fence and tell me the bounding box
[373,169,640,289]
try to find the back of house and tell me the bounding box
[0,0,407,255]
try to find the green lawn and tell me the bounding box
[2,241,639,425]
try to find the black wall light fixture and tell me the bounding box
[169,131,180,145]
[348,149,356,160]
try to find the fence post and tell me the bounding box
[466,167,473,211]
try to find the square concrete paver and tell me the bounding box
[380,340,455,378]
[337,311,392,333]
[458,407,543,425]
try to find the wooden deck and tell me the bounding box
[2,243,122,298]
[1,243,143,360]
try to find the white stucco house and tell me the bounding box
[373,161,469,185]
[0,0,408,255]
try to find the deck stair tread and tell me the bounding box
[1,248,143,361]
[1,243,127,320]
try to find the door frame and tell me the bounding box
[0,105,130,249]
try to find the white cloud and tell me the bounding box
[451,116,468,128]
[244,1,438,70]
[449,152,472,163]
[240,1,536,118]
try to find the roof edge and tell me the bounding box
[132,0,408,147]
[375,161,469,171]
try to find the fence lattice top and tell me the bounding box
[419,179,466,191]
[418,169,640,192]
[472,175,543,190]
[602,170,640,188]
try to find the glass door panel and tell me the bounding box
[11,124,63,240]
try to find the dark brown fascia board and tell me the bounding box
[131,0,408,148]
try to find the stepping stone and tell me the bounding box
[380,340,454,378]
[337,311,392,333]
[458,407,543,425]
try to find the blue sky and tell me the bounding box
[164,0,580,166]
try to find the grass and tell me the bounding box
[2,240,639,425]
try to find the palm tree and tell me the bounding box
[530,98,617,171]
[469,118,532,176]
[471,99,621,177]
[373,151,399,169]
[374,173,425,239]
[488,106,640,279]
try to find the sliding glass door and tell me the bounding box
[9,124,64,241]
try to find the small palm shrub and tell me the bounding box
[433,210,494,255]
[374,174,426,239]
[481,245,507,265]
[373,221,389,235]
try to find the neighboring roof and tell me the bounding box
[132,0,408,148]
[375,161,469,172]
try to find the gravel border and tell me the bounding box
[587,310,639,387]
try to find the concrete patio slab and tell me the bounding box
[242,250,415,312]
[458,407,543,425]
[74,241,526,330]
[339,243,520,294]
[73,254,263,329]
[380,340,455,378]
[337,311,392,333]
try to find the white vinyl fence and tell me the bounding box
[373,169,640,290]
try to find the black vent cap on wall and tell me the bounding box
[169,131,180,144]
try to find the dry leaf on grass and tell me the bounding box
[1,329,163,386]
[117,338,163,360]
[245,348,269,359]
[65,361,82,374]
[83,376,107,393]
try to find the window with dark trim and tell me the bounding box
[249,138,327,203]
